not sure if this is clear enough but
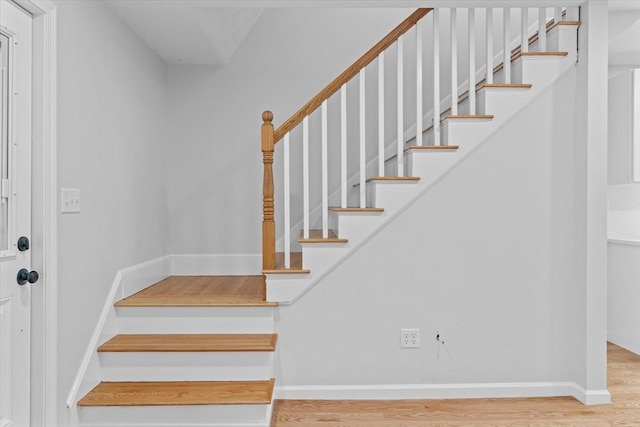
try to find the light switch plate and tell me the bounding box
[61,188,80,213]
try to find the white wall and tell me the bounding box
[166,8,414,255]
[274,69,588,391]
[54,1,169,423]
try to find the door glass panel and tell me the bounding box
[0,33,8,252]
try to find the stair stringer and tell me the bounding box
[266,46,578,304]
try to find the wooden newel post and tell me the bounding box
[261,111,276,271]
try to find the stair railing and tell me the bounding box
[262,5,578,271]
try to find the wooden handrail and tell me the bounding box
[272,8,432,143]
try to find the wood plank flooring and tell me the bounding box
[114,276,277,307]
[97,334,278,352]
[78,379,275,406]
[271,343,640,426]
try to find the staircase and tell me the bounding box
[71,6,581,427]
[74,276,278,426]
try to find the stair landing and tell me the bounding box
[114,276,277,307]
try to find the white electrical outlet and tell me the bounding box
[400,329,420,348]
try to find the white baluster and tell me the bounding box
[468,8,476,115]
[302,116,309,239]
[359,69,366,208]
[554,7,563,24]
[486,8,494,84]
[397,35,405,174]
[538,8,547,52]
[450,8,458,115]
[521,7,529,53]
[283,132,291,268]
[503,7,511,84]
[433,9,441,145]
[321,100,328,239]
[416,21,423,146]
[341,84,347,208]
[378,52,385,176]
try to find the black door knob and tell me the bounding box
[17,269,39,285]
[17,236,30,251]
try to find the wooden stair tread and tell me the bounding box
[354,176,420,187]
[512,51,569,61]
[299,229,347,243]
[329,207,384,213]
[263,252,309,274]
[98,334,278,353]
[480,83,533,89]
[443,114,494,120]
[114,276,276,307]
[77,379,275,406]
[406,145,458,151]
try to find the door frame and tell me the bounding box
[12,0,57,425]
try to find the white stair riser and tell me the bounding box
[442,119,493,148]
[99,352,274,382]
[406,151,460,182]
[477,87,534,116]
[78,404,271,426]
[300,244,349,272]
[330,213,386,245]
[116,307,275,334]
[265,274,311,302]
[513,56,574,87]
[368,182,423,213]
[548,25,579,54]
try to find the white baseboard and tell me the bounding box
[275,382,611,405]
[571,384,612,405]
[170,254,261,275]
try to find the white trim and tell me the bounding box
[12,1,57,426]
[170,254,261,275]
[276,382,610,404]
[65,256,171,409]
[632,69,640,182]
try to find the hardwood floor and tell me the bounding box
[271,343,640,426]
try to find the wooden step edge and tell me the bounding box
[263,268,310,275]
[77,379,276,407]
[298,229,348,244]
[549,20,581,31]
[479,83,533,89]
[353,176,420,187]
[329,207,384,213]
[114,299,278,308]
[406,145,459,151]
[511,51,569,61]
[97,334,278,353]
[265,252,309,275]
[442,114,494,122]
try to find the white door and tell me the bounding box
[0,1,33,426]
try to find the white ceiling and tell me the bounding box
[106,2,264,65]
[106,0,640,66]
